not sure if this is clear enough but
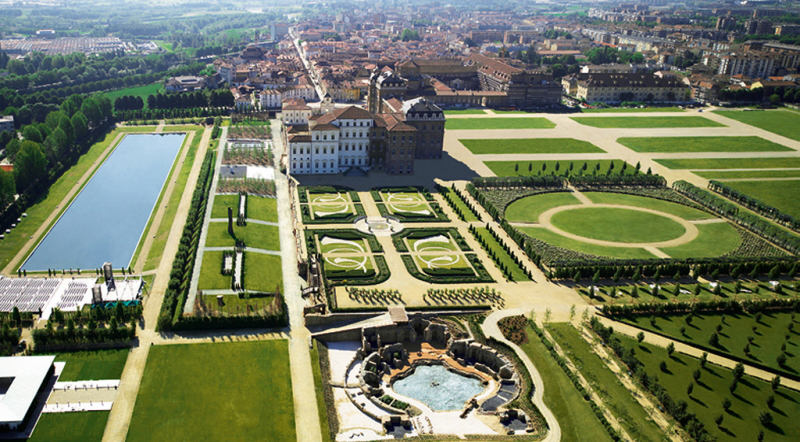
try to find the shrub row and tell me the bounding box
[708,180,799,232]
[568,174,666,188]
[435,183,481,221]
[157,150,215,332]
[32,324,135,352]
[674,180,800,254]
[322,255,390,286]
[601,297,800,318]
[472,175,566,189]
[468,224,532,281]
[300,203,366,224]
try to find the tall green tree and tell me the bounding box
[14,140,46,192]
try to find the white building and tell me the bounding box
[0,116,13,133]
[717,52,778,79]
[0,355,55,430]
[259,89,282,109]
[282,101,312,125]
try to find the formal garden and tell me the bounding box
[126,341,295,442]
[298,185,366,224]
[590,318,800,442]
[392,228,493,284]
[372,186,449,222]
[305,229,389,286]
[486,159,639,178]
[459,138,604,155]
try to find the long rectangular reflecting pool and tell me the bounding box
[21,133,185,271]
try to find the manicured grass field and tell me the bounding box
[101,83,163,109]
[144,128,205,271]
[205,222,280,251]
[723,180,800,218]
[714,110,800,141]
[324,255,373,272]
[694,170,800,179]
[197,251,231,290]
[310,341,333,442]
[200,294,278,314]
[312,203,354,218]
[486,160,635,177]
[548,324,665,442]
[211,194,239,218]
[243,252,283,292]
[248,196,278,222]
[459,138,604,155]
[622,311,799,376]
[613,334,800,442]
[655,157,800,170]
[53,350,129,381]
[126,341,295,442]
[0,128,123,269]
[414,254,472,271]
[577,280,799,305]
[505,192,581,222]
[618,136,793,153]
[584,192,716,220]
[518,324,614,442]
[445,117,556,130]
[439,187,479,222]
[550,207,687,243]
[471,227,530,281]
[518,226,659,259]
[659,222,741,259]
[443,109,487,115]
[29,411,110,442]
[571,116,725,128]
[582,107,685,113]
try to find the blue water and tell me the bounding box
[22,134,185,270]
[392,364,485,411]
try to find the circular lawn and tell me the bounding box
[549,207,686,244]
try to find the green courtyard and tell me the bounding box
[126,341,295,442]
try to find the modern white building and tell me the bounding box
[0,355,56,430]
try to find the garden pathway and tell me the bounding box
[133,128,200,273]
[597,317,800,391]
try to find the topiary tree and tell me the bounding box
[666,342,675,357]
[637,331,644,343]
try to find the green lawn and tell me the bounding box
[408,236,458,252]
[571,116,725,128]
[472,227,530,281]
[714,110,800,141]
[414,254,473,271]
[243,252,283,292]
[723,180,800,219]
[126,341,295,442]
[439,187,479,222]
[621,311,799,377]
[0,128,122,270]
[459,138,604,155]
[211,194,239,218]
[445,117,556,130]
[618,136,793,153]
[577,280,800,305]
[505,192,581,223]
[486,160,635,177]
[582,107,685,113]
[29,411,109,442]
[518,324,614,442]
[52,350,129,381]
[659,222,741,259]
[550,207,687,243]
[197,251,231,290]
[655,157,800,170]
[310,341,333,442]
[518,226,659,259]
[205,222,280,251]
[694,170,800,179]
[320,237,367,254]
[612,333,800,442]
[144,128,204,271]
[248,196,278,222]
[101,83,163,109]
[584,192,716,220]
[548,324,665,442]
[443,109,487,115]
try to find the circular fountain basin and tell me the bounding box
[392,365,485,411]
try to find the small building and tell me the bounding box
[0,116,14,133]
[164,76,209,92]
[0,355,56,431]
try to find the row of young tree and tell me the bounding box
[708,180,799,232]
[146,89,235,110]
[674,181,800,254]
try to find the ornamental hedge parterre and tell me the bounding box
[391,227,471,253]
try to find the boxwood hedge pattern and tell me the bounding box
[322,255,390,286]
[401,253,493,284]
[304,229,383,256]
[391,227,472,253]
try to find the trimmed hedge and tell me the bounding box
[391,227,472,253]
[708,180,799,232]
[401,254,494,284]
[322,255,390,286]
[376,202,450,223]
[305,229,383,255]
[300,203,366,224]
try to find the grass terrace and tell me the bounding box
[571,116,725,128]
[126,341,295,442]
[205,222,280,250]
[197,251,232,291]
[723,180,800,218]
[459,138,604,155]
[714,110,800,141]
[618,136,793,153]
[52,349,129,381]
[445,117,556,130]
[655,157,800,170]
[443,109,487,115]
[486,160,635,177]
[242,252,283,292]
[549,206,687,243]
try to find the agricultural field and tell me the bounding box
[714,110,800,141]
[655,157,800,170]
[621,311,799,376]
[459,138,604,155]
[722,180,800,219]
[445,117,556,130]
[611,333,800,442]
[571,116,725,128]
[126,341,295,442]
[618,136,793,153]
[486,160,636,178]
